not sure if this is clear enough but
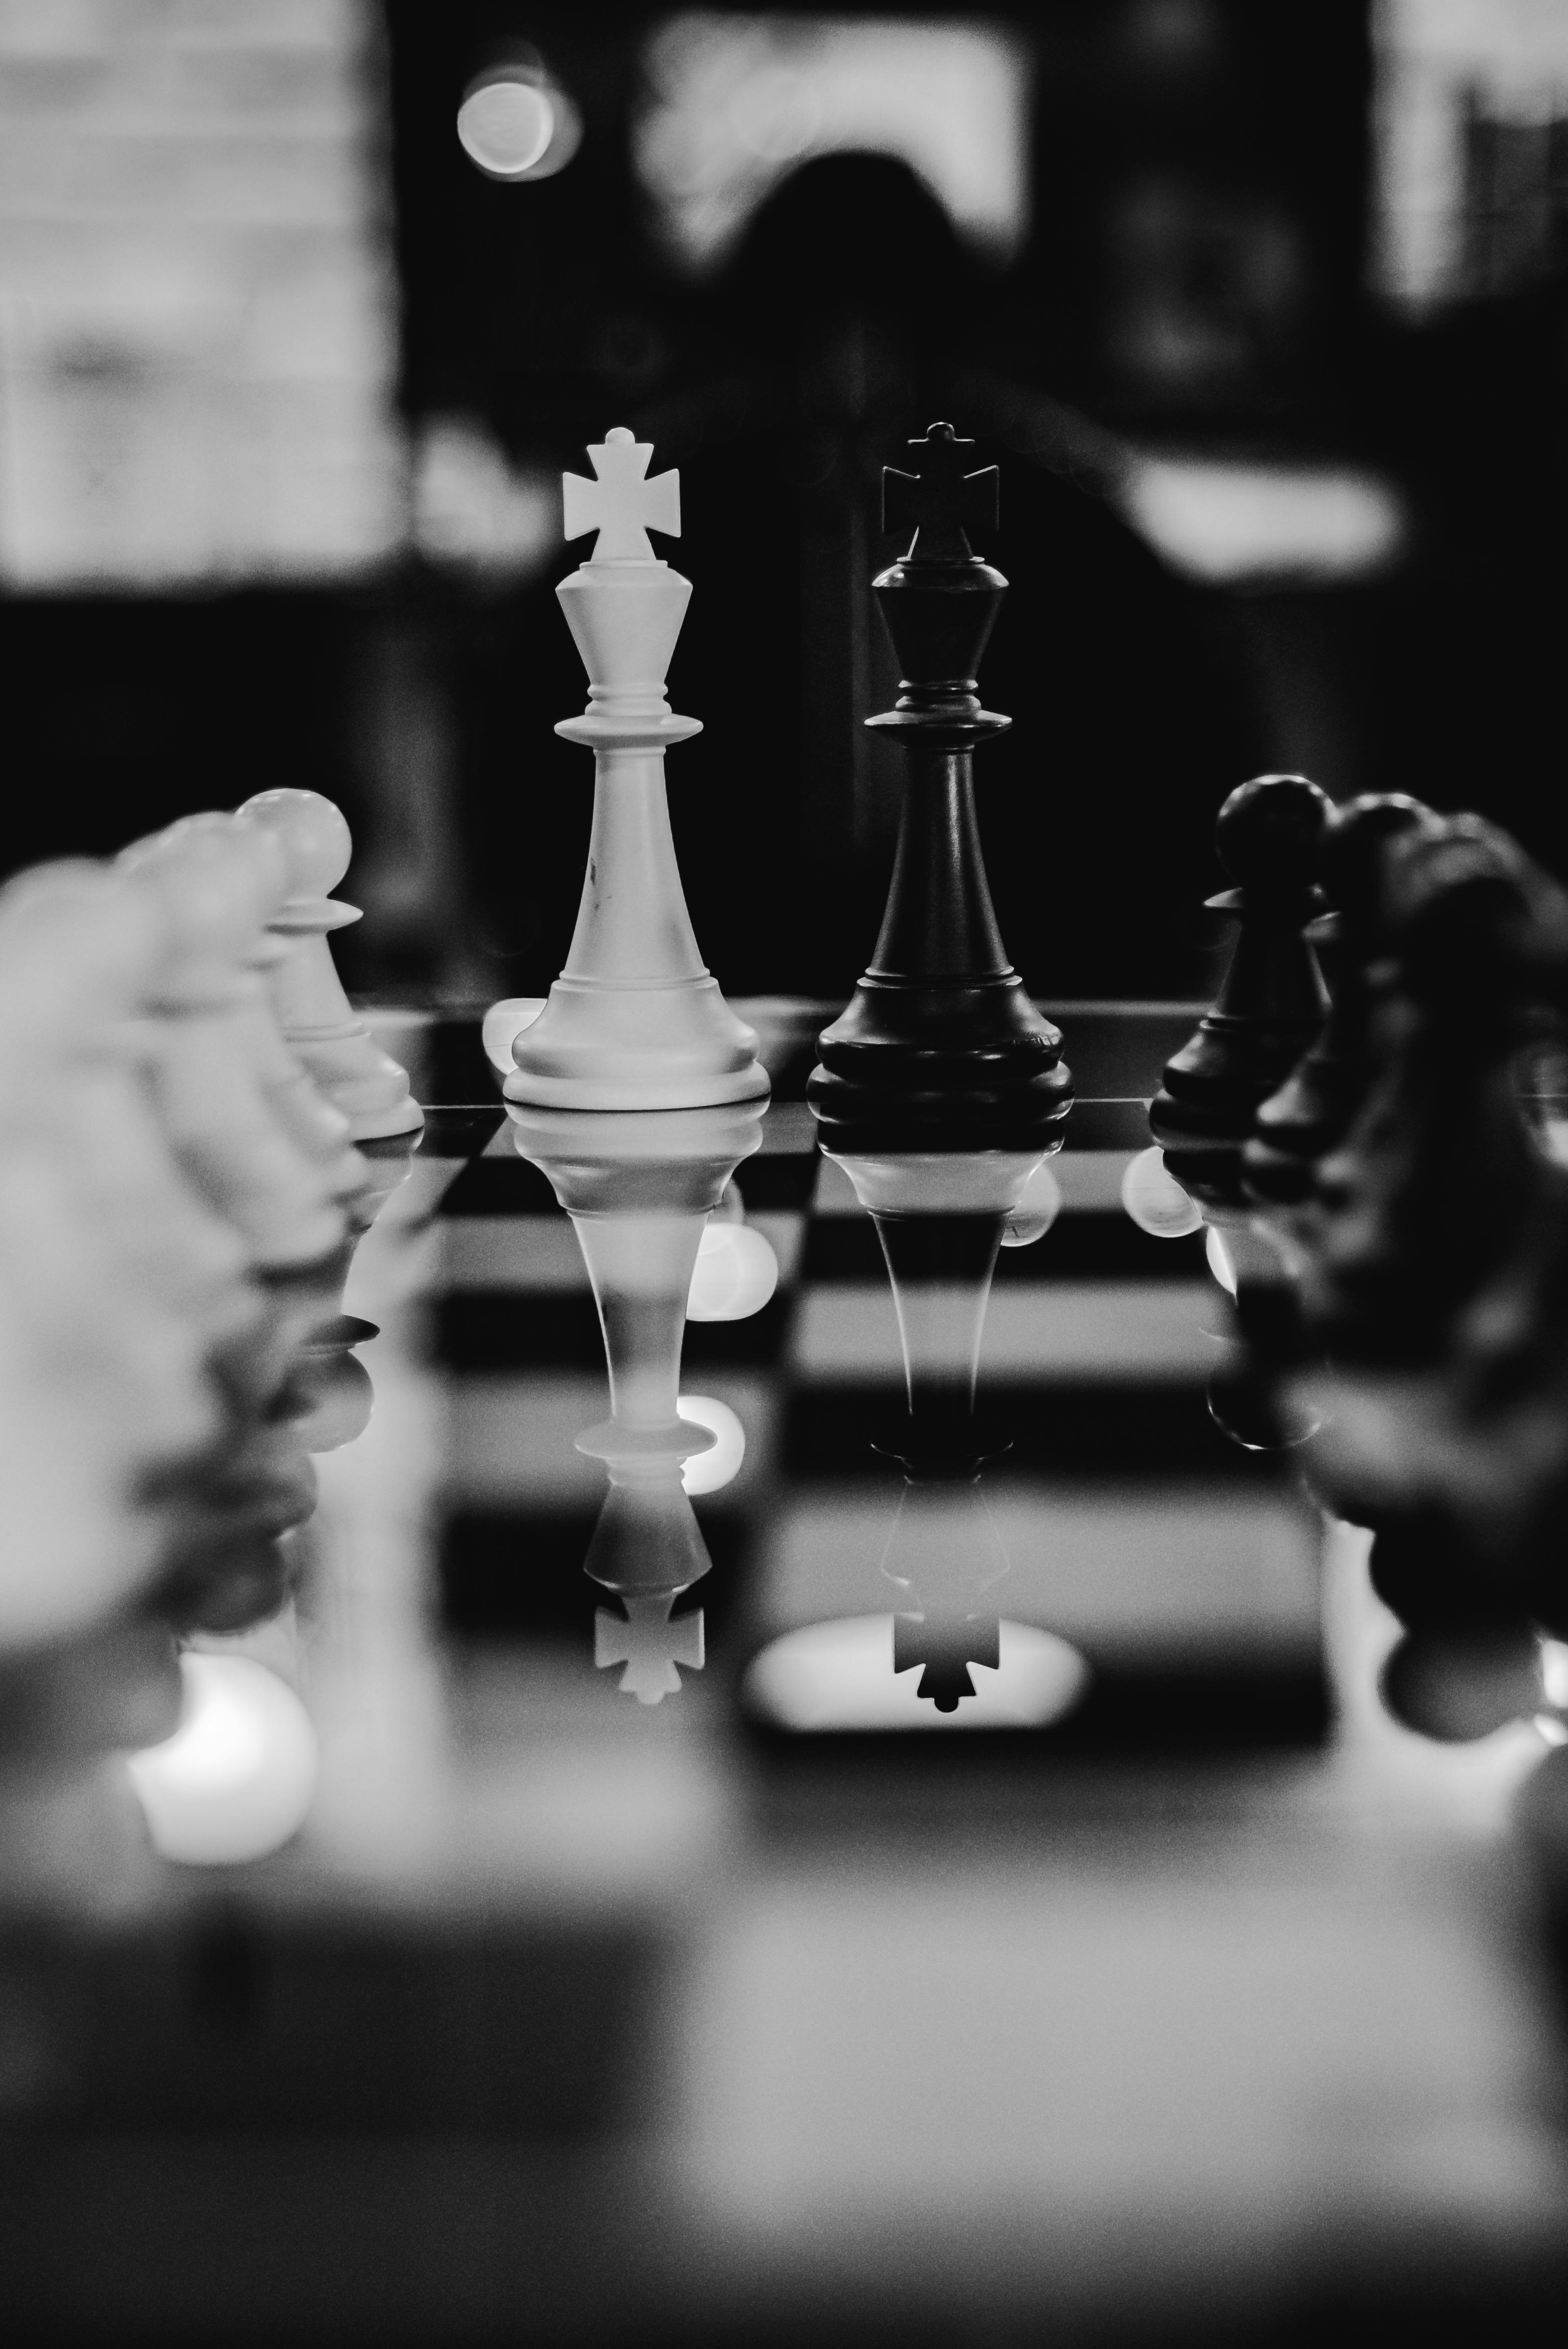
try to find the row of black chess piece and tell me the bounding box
[1151,772,1568,1741]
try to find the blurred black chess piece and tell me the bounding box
[508,1101,767,1702]
[1152,773,1332,1203]
[1150,773,1332,1448]
[809,425,1073,1146]
[1279,815,1568,1739]
[1244,793,1443,1214]
[1297,816,1550,1376]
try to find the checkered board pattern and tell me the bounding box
[418,1011,1328,1750]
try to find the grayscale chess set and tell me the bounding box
[5,417,1568,2342]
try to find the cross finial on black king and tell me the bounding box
[809,424,1072,1148]
[883,422,1000,563]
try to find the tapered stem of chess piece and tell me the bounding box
[1150,773,1332,1209]
[810,424,1071,1145]
[822,1144,1050,1472]
[233,790,424,1141]
[504,429,767,1113]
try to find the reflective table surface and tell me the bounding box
[3,1005,1566,2346]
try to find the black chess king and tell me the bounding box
[808,424,1072,1142]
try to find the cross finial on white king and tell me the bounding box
[562,426,680,562]
[595,1593,704,1705]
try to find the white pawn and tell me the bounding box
[503,427,768,1113]
[163,812,370,1217]
[117,821,347,1276]
[233,789,424,1142]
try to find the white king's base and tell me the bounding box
[504,972,767,1111]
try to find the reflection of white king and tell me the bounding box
[504,429,769,1113]
[508,1100,770,1704]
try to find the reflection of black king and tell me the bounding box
[880,1473,1013,1714]
[823,1142,1049,1708]
[509,1102,766,1703]
[809,424,1072,1144]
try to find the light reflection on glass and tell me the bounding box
[678,1394,747,1494]
[687,1219,779,1319]
[457,59,584,185]
[1121,1142,1205,1237]
[744,1612,1086,1731]
[126,1651,318,1866]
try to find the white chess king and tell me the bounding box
[502,428,769,1113]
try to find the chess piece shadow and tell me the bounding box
[810,424,1071,1145]
[508,1099,767,1702]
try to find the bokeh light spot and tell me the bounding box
[458,78,555,178]
[687,1220,778,1319]
[126,1652,318,1866]
[1000,1160,1062,1247]
[1204,1224,1237,1295]
[481,996,547,1073]
[678,1394,746,1494]
[744,1615,1089,1731]
[1121,1144,1204,1237]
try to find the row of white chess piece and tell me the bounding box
[0,789,420,1663]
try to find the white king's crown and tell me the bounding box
[562,427,680,562]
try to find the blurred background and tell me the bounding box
[2,0,1564,1003]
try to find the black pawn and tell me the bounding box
[1150,773,1332,1208]
[808,424,1072,1143]
[1244,793,1441,1209]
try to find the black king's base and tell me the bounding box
[808,427,1071,1148]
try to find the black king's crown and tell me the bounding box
[808,424,1072,1145]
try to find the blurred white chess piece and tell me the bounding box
[118,819,350,1278]
[0,866,239,1646]
[234,788,424,1141]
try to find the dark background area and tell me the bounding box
[3,0,1563,1006]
